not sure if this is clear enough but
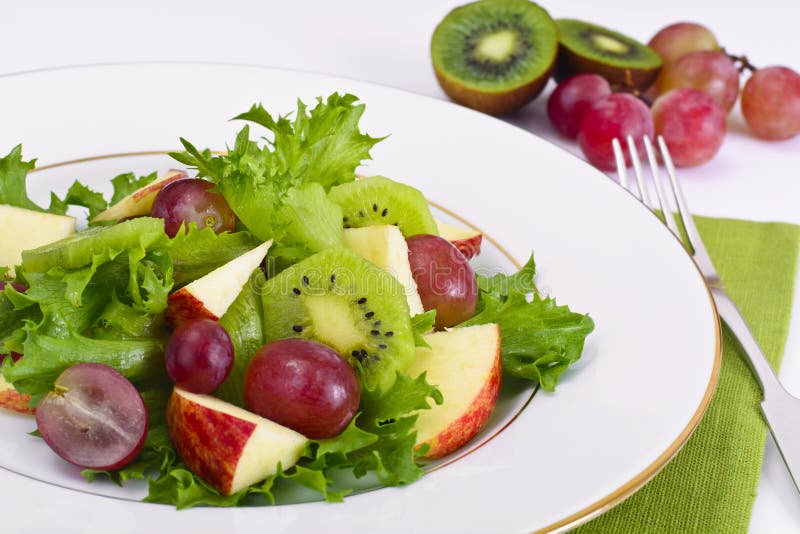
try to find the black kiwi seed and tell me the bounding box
[330,274,336,284]
[371,330,380,336]
[302,275,310,285]
[372,203,378,212]
[381,208,389,217]
[358,297,367,305]
[365,311,375,319]
[378,344,388,350]
[385,331,394,337]
[293,287,301,295]
[359,210,366,218]
[292,325,303,333]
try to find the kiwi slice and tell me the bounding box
[430,0,559,115]
[261,247,415,394]
[22,217,166,272]
[328,176,437,237]
[554,19,663,90]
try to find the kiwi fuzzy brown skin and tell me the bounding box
[554,49,662,92]
[433,63,555,116]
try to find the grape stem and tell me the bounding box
[722,47,758,73]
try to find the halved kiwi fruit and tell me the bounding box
[555,19,663,90]
[328,176,437,237]
[261,247,415,394]
[430,0,559,115]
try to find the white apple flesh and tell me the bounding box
[342,225,425,315]
[407,323,501,459]
[91,169,187,222]
[166,386,308,495]
[166,240,272,326]
[0,205,75,277]
[435,219,483,260]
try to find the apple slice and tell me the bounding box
[91,170,187,222]
[166,386,308,495]
[0,370,33,414]
[342,225,425,315]
[407,323,501,459]
[166,240,272,326]
[435,219,483,260]
[0,205,75,277]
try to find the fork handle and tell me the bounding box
[711,287,785,399]
[712,287,800,492]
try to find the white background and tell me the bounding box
[3,0,800,530]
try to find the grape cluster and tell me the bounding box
[547,21,800,169]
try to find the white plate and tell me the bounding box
[0,63,719,533]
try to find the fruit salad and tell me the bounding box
[0,93,594,508]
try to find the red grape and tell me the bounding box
[151,178,237,237]
[657,51,740,111]
[648,22,719,66]
[35,363,147,470]
[244,339,360,439]
[547,74,612,138]
[407,234,477,329]
[652,88,726,167]
[165,318,234,394]
[577,93,654,171]
[741,66,800,140]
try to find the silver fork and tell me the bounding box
[613,135,800,493]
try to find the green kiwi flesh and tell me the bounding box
[21,217,165,272]
[328,176,438,238]
[555,19,663,90]
[261,247,415,394]
[430,0,559,115]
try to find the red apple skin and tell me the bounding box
[417,344,501,459]
[450,234,483,260]
[132,170,187,201]
[166,389,255,495]
[0,375,33,414]
[166,288,219,328]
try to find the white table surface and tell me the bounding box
[4,0,800,530]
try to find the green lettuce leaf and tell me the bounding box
[0,144,110,217]
[278,182,343,253]
[233,94,384,190]
[109,171,158,205]
[170,94,382,252]
[56,180,108,219]
[462,254,594,391]
[410,310,436,348]
[166,225,260,287]
[2,324,166,402]
[477,253,537,299]
[0,145,41,211]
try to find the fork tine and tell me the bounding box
[626,135,651,206]
[612,138,630,190]
[657,136,703,255]
[642,136,681,236]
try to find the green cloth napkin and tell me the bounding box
[576,216,800,533]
